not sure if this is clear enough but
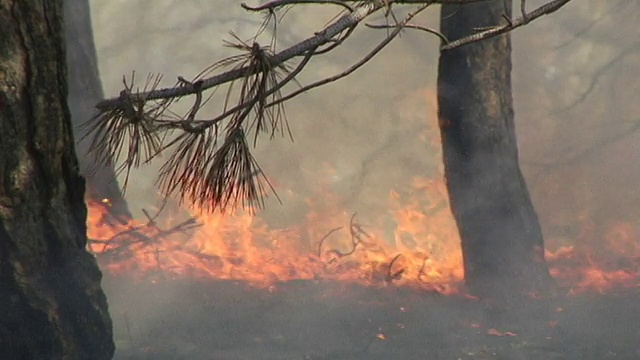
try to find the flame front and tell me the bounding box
[87,174,638,295]
[86,88,638,295]
[546,220,639,294]
[87,177,465,294]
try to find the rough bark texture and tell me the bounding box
[437,1,554,299]
[65,0,132,222]
[0,1,114,359]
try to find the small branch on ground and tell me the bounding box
[88,203,201,263]
[386,253,405,283]
[317,226,344,257]
[318,213,372,263]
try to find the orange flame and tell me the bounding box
[546,220,639,294]
[87,175,465,294]
[87,175,639,295]
[86,88,638,295]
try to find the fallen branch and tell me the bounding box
[319,213,372,263]
[386,253,405,283]
[88,204,201,260]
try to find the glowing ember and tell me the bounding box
[486,328,517,337]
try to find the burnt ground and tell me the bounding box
[104,275,640,360]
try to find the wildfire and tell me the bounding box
[86,174,638,295]
[85,88,638,295]
[87,177,464,294]
[546,220,639,294]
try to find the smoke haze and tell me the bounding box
[86,1,640,358]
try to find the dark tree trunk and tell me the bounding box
[437,1,554,299]
[0,1,114,359]
[65,0,132,222]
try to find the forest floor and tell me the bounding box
[104,275,639,360]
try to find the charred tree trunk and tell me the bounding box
[65,0,132,222]
[0,1,114,359]
[437,1,554,299]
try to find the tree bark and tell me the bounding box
[437,1,554,299]
[0,1,114,359]
[65,0,132,222]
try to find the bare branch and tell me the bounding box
[242,0,356,12]
[386,254,405,282]
[96,2,383,110]
[441,0,572,50]
[527,119,640,186]
[554,0,629,50]
[317,226,344,257]
[267,2,431,107]
[94,1,502,110]
[87,0,576,214]
[366,22,448,44]
[552,44,639,114]
[321,214,371,263]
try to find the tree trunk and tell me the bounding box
[0,1,114,359]
[65,0,132,222]
[437,1,554,299]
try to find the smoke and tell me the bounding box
[90,0,640,264]
[512,0,640,250]
[91,2,440,222]
[88,0,639,358]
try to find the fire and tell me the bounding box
[87,175,465,294]
[85,87,638,295]
[86,173,639,295]
[546,220,639,294]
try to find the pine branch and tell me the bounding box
[93,0,506,110]
[85,0,575,214]
[95,1,380,110]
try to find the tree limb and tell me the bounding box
[96,1,382,110]
[87,0,576,213]
[441,0,572,50]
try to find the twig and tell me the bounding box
[93,216,201,258]
[242,0,356,13]
[348,212,371,246]
[551,44,639,115]
[365,22,448,44]
[417,256,430,282]
[266,2,431,108]
[96,2,383,110]
[321,213,372,263]
[317,226,344,257]
[386,253,405,282]
[441,0,572,50]
[88,0,575,216]
[95,0,490,110]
